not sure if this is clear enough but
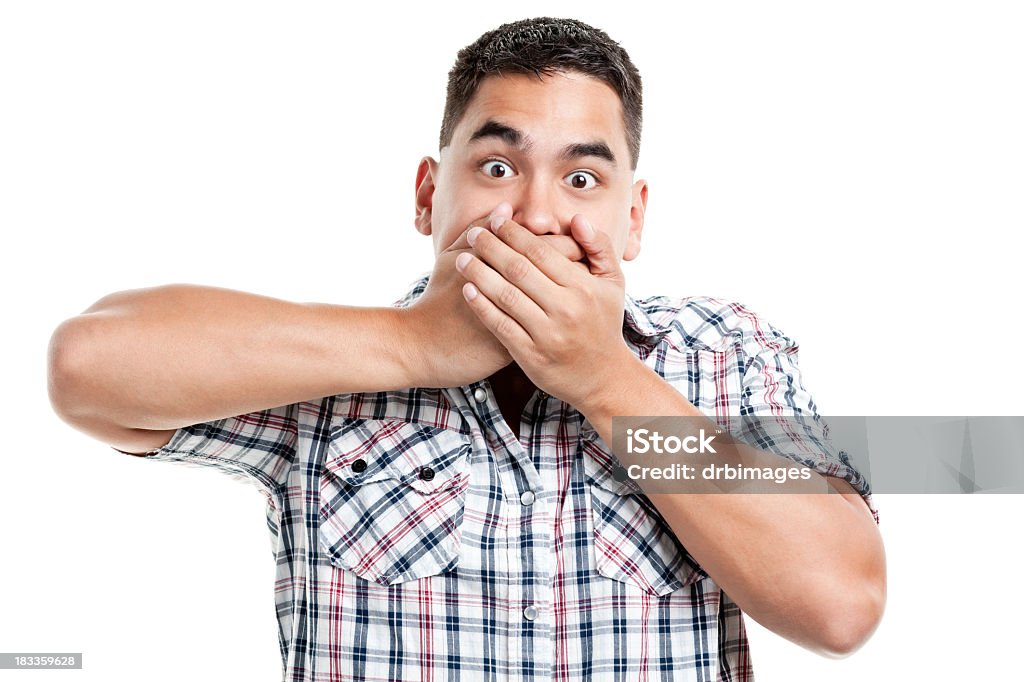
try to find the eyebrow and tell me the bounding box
[467,119,617,167]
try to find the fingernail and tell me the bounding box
[456,252,472,270]
[489,201,512,232]
[463,283,478,300]
[467,226,484,246]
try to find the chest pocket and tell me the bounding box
[581,435,708,596]
[318,418,472,586]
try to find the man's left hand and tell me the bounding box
[454,201,637,410]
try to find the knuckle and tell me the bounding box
[556,305,575,325]
[523,243,549,268]
[505,255,531,284]
[494,315,516,338]
[549,235,580,260]
[497,284,520,309]
[532,349,556,371]
[561,305,584,329]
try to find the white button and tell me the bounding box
[473,387,487,403]
[520,490,536,506]
[523,605,538,620]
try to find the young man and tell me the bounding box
[48,17,885,680]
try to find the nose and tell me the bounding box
[509,178,563,235]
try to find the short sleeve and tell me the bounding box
[121,403,299,498]
[736,316,879,524]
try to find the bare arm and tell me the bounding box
[46,284,428,453]
[46,223,585,454]
[580,353,886,658]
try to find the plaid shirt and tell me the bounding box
[134,273,876,681]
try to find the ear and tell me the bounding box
[623,179,648,261]
[414,157,438,236]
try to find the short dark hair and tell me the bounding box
[440,17,643,169]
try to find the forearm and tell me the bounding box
[578,351,886,657]
[48,284,420,431]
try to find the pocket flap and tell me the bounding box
[580,435,644,496]
[325,418,471,493]
[319,418,472,585]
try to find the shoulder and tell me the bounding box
[629,293,798,357]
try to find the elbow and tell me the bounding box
[47,315,106,424]
[809,495,888,659]
[813,573,887,659]
[48,286,154,421]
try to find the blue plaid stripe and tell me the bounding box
[134,273,875,681]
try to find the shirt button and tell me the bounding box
[418,466,435,481]
[523,605,538,621]
[473,387,487,403]
[351,458,368,473]
[612,464,629,482]
[520,490,536,506]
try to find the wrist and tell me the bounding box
[575,346,650,422]
[391,306,428,388]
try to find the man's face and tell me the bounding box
[415,70,647,261]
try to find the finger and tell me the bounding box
[571,214,620,278]
[543,234,587,263]
[452,237,587,284]
[445,200,586,261]
[488,218,586,291]
[461,279,534,354]
[453,230,586,264]
[488,201,513,231]
[445,216,496,253]
[467,223,578,317]
[487,202,587,267]
[455,248,548,342]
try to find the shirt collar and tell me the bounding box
[392,272,673,345]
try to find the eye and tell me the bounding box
[565,171,599,190]
[481,159,514,179]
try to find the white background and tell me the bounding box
[2,1,1022,680]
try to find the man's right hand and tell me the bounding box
[403,204,588,389]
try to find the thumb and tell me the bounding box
[571,214,619,277]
